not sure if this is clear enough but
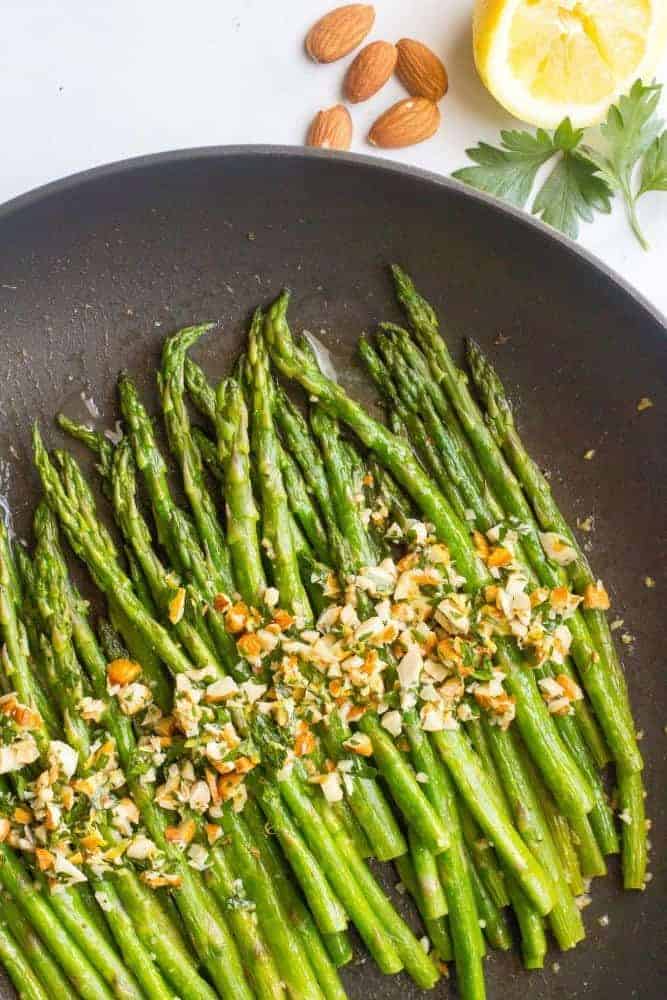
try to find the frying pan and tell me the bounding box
[0,147,664,999]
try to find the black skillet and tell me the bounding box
[0,147,664,999]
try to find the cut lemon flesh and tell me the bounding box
[473,0,667,126]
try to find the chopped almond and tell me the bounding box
[0,818,10,843]
[165,819,196,845]
[487,546,512,568]
[13,806,32,824]
[35,848,55,871]
[168,587,186,624]
[550,586,570,609]
[530,587,549,607]
[473,531,489,559]
[141,872,182,889]
[218,773,244,801]
[347,704,366,722]
[362,473,374,487]
[237,633,263,659]
[555,673,582,701]
[154,716,175,737]
[294,722,317,758]
[206,823,222,845]
[80,833,105,852]
[107,658,142,686]
[343,733,373,757]
[233,756,256,775]
[397,551,419,572]
[12,705,42,729]
[214,593,231,612]
[273,609,295,631]
[583,582,610,610]
[226,602,249,633]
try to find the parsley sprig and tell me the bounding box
[453,80,666,248]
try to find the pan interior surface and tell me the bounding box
[0,147,664,1000]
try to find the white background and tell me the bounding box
[1,0,666,315]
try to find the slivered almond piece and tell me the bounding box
[107,658,142,686]
[168,587,186,624]
[368,97,440,148]
[583,582,610,610]
[396,39,448,102]
[305,5,375,63]
[307,105,353,151]
[344,41,397,102]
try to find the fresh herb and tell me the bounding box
[454,79,666,248]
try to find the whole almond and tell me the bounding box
[396,39,448,102]
[305,4,375,64]
[307,105,353,150]
[344,41,397,103]
[368,97,440,149]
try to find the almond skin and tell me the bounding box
[307,105,353,150]
[396,39,448,102]
[344,40,397,103]
[368,97,440,149]
[305,4,375,64]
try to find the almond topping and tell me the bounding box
[583,582,610,610]
[107,658,142,686]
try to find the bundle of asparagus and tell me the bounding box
[0,267,646,1000]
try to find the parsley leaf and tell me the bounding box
[453,79,666,249]
[638,132,667,196]
[532,152,612,238]
[581,80,664,249]
[452,128,556,207]
[453,117,612,240]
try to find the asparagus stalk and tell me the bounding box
[374,330,618,852]
[29,509,220,1000]
[118,374,238,670]
[391,268,640,780]
[263,292,592,850]
[0,831,114,1000]
[0,914,54,1000]
[403,713,486,1000]
[247,312,312,624]
[0,895,73,998]
[242,799,351,996]
[160,323,234,584]
[465,338,647,885]
[215,374,268,605]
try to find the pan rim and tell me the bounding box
[0,142,665,334]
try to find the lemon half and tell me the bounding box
[473,0,667,127]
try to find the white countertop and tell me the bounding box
[3,0,666,317]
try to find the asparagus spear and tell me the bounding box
[307,402,450,856]
[0,914,54,1000]
[160,322,234,588]
[465,338,647,887]
[215,374,268,605]
[263,291,592,845]
[391,268,641,779]
[247,312,312,624]
[403,714,486,1000]
[371,338,617,857]
[29,507,219,1000]
[0,895,73,998]
[118,374,238,670]
[242,799,351,996]
[359,338,468,521]
[264,290,487,588]
[1,523,152,1000]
